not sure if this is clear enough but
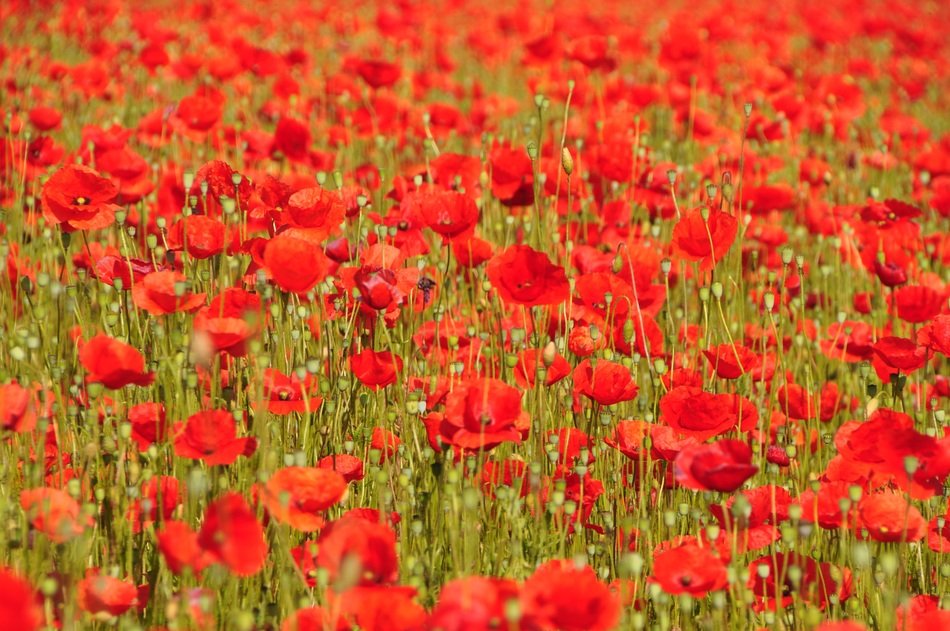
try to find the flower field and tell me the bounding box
[2,0,950,629]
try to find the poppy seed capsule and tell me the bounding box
[561,147,574,176]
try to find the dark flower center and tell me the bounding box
[73,196,89,206]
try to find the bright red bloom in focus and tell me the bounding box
[263,233,332,294]
[486,245,570,307]
[674,439,758,492]
[672,208,738,270]
[440,378,529,451]
[408,189,480,242]
[703,343,758,379]
[351,348,403,390]
[41,164,119,232]
[260,368,322,414]
[572,358,639,405]
[660,386,738,440]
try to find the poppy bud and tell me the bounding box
[766,445,791,466]
[542,341,558,367]
[561,147,574,176]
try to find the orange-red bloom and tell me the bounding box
[262,466,348,531]
[41,164,119,232]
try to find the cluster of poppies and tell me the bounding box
[1,0,949,629]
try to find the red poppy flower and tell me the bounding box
[0,382,38,433]
[520,560,620,631]
[429,576,520,631]
[794,481,857,530]
[406,189,479,241]
[819,320,875,363]
[316,517,399,586]
[567,324,608,357]
[128,475,180,533]
[371,427,401,461]
[513,347,572,389]
[351,349,403,390]
[198,493,268,576]
[94,255,164,289]
[128,402,167,451]
[873,258,908,287]
[131,270,207,315]
[193,288,263,357]
[157,521,213,576]
[748,552,853,610]
[672,208,738,270]
[452,235,494,268]
[703,343,758,379]
[188,160,253,217]
[918,314,950,357]
[572,358,640,406]
[491,146,534,206]
[79,334,154,389]
[262,466,348,532]
[20,487,92,543]
[893,284,946,323]
[857,492,927,542]
[28,105,62,131]
[281,607,344,631]
[285,186,345,239]
[324,585,426,631]
[0,569,43,631]
[486,245,570,307]
[355,59,401,89]
[166,215,227,259]
[41,164,119,232]
[77,573,144,617]
[776,383,815,420]
[872,336,929,373]
[567,35,615,71]
[174,92,223,132]
[660,386,738,440]
[318,454,365,483]
[929,509,950,553]
[651,543,728,597]
[674,439,758,492]
[172,410,257,466]
[440,378,529,450]
[263,233,332,294]
[272,116,311,163]
[260,368,322,414]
